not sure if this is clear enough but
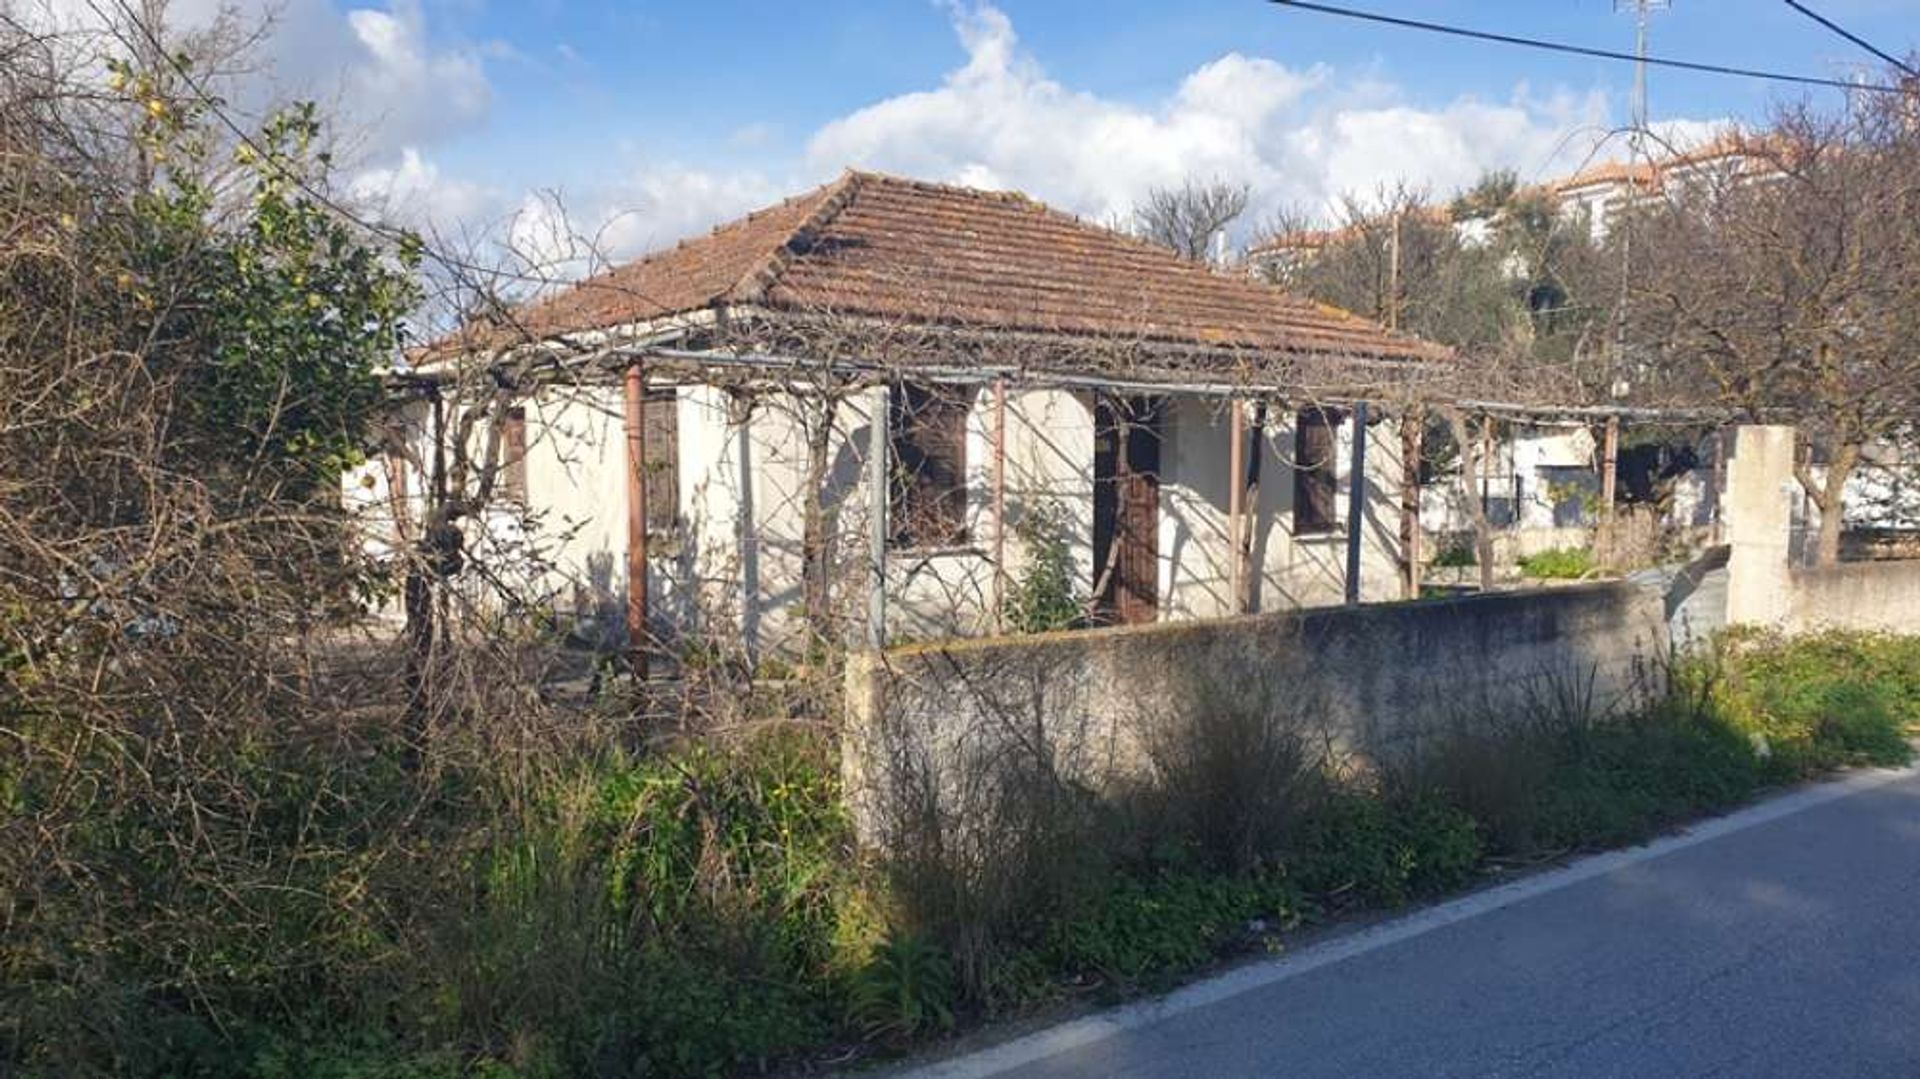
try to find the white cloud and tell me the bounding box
[350,158,788,292]
[806,1,1681,236]
[587,166,788,259]
[331,1,490,153]
[18,0,495,160]
[496,164,787,280]
[347,147,501,231]
[324,0,1730,289]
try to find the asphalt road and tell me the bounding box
[912,768,1920,1079]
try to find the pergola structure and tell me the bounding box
[399,170,1727,675]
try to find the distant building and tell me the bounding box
[1245,131,1776,272]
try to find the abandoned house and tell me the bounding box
[353,170,1452,663]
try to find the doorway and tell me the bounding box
[1092,395,1165,625]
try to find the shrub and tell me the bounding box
[1038,869,1300,991]
[1719,630,1919,773]
[1518,546,1595,580]
[1406,635,1914,861]
[1288,791,1483,907]
[1128,672,1321,873]
[847,933,956,1041]
[1001,504,1085,633]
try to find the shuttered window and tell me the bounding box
[502,406,528,503]
[1293,408,1340,535]
[643,390,679,539]
[889,383,972,548]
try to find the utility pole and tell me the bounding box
[1610,0,1667,398]
[1605,0,1667,562]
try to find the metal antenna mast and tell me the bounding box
[1601,0,1670,541]
[1617,0,1670,160]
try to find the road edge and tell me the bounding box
[883,764,1916,1079]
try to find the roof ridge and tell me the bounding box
[727,170,865,305]
[842,167,1044,205]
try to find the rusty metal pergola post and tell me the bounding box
[867,384,890,651]
[1601,413,1621,517]
[1400,411,1423,599]
[1345,402,1369,606]
[622,360,650,681]
[991,378,1009,630]
[1228,399,1247,613]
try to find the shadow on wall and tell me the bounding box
[844,583,1670,850]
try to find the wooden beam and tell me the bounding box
[867,385,890,651]
[1345,403,1369,606]
[1601,414,1621,518]
[1598,413,1621,567]
[623,361,649,680]
[1400,414,1423,599]
[991,378,1009,629]
[1228,399,1246,613]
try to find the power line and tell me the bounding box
[1781,0,1917,78]
[1268,0,1913,95]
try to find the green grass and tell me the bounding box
[10,634,1914,1078]
[1517,546,1596,580]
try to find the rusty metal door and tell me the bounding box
[1093,395,1163,625]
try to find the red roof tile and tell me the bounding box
[445,170,1443,365]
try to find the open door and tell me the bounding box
[1092,395,1164,625]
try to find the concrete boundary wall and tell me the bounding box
[844,584,1668,844]
[1789,562,1920,634]
[1723,425,1920,636]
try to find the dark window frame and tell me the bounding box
[641,389,681,542]
[888,382,974,549]
[1293,407,1342,536]
[501,405,529,504]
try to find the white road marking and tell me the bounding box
[890,766,1916,1079]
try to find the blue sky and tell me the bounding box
[132,0,1920,264]
[443,0,1907,178]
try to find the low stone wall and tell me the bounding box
[1790,561,1920,634]
[1841,529,1920,563]
[844,584,1668,845]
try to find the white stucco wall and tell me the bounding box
[353,382,1409,655]
[1160,400,1405,619]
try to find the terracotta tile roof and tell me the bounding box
[1551,159,1659,195]
[1245,205,1451,260]
[446,170,1443,365]
[1552,132,1777,197]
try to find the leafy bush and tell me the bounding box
[1718,630,1920,773]
[452,727,870,1077]
[1518,547,1595,580]
[1038,869,1299,991]
[1431,540,1478,568]
[1408,633,1914,858]
[1002,504,1085,633]
[848,933,956,1041]
[1288,792,1483,906]
[1522,706,1764,850]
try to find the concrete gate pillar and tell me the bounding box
[1724,425,1796,627]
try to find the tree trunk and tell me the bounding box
[1797,441,1860,567]
[1399,412,1423,599]
[1444,409,1496,592]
